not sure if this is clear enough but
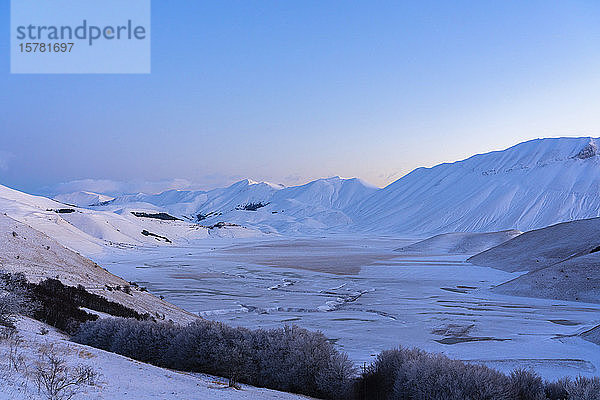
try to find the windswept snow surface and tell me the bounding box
[100,236,600,381]
[353,137,600,234]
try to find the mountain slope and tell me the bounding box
[354,137,600,234]
[467,217,600,304]
[493,251,600,303]
[467,217,600,272]
[0,184,258,256]
[0,213,198,323]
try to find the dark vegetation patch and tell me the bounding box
[131,212,181,221]
[205,222,240,229]
[46,208,76,214]
[196,211,221,221]
[0,272,151,334]
[236,202,270,211]
[141,230,171,243]
[92,200,114,206]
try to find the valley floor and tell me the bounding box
[96,236,600,381]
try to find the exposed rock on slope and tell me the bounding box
[396,230,521,255]
[0,213,198,324]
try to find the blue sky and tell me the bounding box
[1,1,599,195]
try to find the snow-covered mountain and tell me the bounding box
[353,137,600,234]
[0,183,260,256]
[53,191,114,207]
[96,177,378,234]
[7,136,600,240]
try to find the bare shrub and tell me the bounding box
[34,345,98,400]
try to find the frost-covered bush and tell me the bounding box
[355,347,552,400]
[544,381,569,400]
[355,347,600,400]
[0,272,34,328]
[393,351,512,400]
[354,348,427,399]
[34,344,98,400]
[509,369,545,400]
[73,318,355,399]
[560,376,600,400]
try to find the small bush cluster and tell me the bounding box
[73,317,355,399]
[354,347,600,400]
[0,272,34,328]
[0,272,151,333]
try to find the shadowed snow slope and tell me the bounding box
[396,230,522,255]
[0,214,198,323]
[353,137,600,234]
[467,218,600,272]
[493,252,600,303]
[0,317,310,399]
[468,217,600,304]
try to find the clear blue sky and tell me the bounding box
[1,1,599,195]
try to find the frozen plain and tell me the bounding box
[97,235,600,381]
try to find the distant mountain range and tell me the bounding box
[57,136,600,235]
[2,136,600,254]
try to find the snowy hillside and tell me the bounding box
[353,137,600,234]
[467,217,600,272]
[9,137,600,239]
[56,137,600,237]
[468,217,600,304]
[0,184,260,256]
[0,213,198,323]
[96,177,377,234]
[396,230,522,255]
